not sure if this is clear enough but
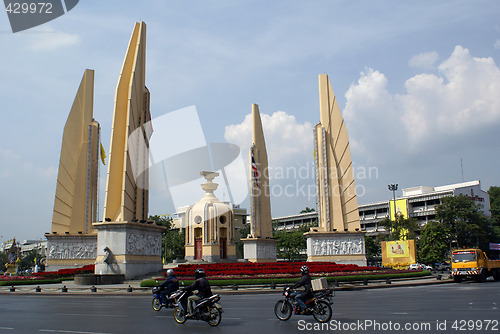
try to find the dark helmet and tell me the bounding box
[300,265,309,275]
[194,268,205,279]
[166,269,174,277]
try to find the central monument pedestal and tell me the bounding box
[242,238,277,263]
[93,221,165,279]
[305,231,366,266]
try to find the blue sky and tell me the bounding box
[1,1,499,241]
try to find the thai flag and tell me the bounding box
[251,151,259,187]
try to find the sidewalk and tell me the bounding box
[0,274,454,296]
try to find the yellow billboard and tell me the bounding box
[390,199,408,220]
[386,240,409,258]
[381,240,416,269]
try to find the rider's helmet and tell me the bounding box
[166,269,174,277]
[194,268,205,279]
[300,265,309,275]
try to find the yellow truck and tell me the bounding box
[451,248,500,283]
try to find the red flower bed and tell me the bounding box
[31,264,95,279]
[166,262,381,279]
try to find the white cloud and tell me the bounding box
[343,68,399,159]
[494,39,500,50]
[400,45,500,142]
[0,148,20,161]
[224,110,313,169]
[409,51,439,70]
[344,46,500,160]
[27,27,80,51]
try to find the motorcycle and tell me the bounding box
[152,287,182,311]
[274,286,334,323]
[173,290,223,327]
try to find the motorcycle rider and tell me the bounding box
[158,269,179,303]
[183,268,213,317]
[290,265,313,314]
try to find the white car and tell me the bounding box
[409,263,420,270]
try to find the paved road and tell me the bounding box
[1,281,498,334]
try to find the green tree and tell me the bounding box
[488,186,500,242]
[300,207,315,213]
[417,221,449,265]
[379,215,420,241]
[272,220,318,261]
[149,214,185,263]
[0,251,7,272]
[274,229,305,261]
[235,224,250,259]
[18,249,40,272]
[364,235,381,260]
[435,194,491,249]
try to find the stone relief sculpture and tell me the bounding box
[126,233,161,256]
[312,238,364,256]
[48,242,96,260]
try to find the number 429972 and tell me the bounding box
[5,2,53,14]
[452,320,498,331]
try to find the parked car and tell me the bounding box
[435,262,451,271]
[409,263,420,270]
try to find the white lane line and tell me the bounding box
[55,313,127,317]
[393,312,408,315]
[39,330,112,334]
[0,328,14,330]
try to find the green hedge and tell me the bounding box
[0,278,67,286]
[140,271,431,287]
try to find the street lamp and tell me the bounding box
[388,184,398,220]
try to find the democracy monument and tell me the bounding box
[45,21,366,277]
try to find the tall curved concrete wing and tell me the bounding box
[249,104,273,239]
[103,21,150,222]
[51,69,99,235]
[315,74,360,232]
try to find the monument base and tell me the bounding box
[45,234,97,271]
[93,221,165,280]
[305,231,367,266]
[242,238,277,263]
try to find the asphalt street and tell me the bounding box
[0,281,499,334]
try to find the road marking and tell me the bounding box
[0,328,14,330]
[55,313,127,317]
[39,330,112,334]
[393,312,408,315]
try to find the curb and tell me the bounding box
[0,276,454,296]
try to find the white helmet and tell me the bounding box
[166,269,174,277]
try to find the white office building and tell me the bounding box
[273,180,491,236]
